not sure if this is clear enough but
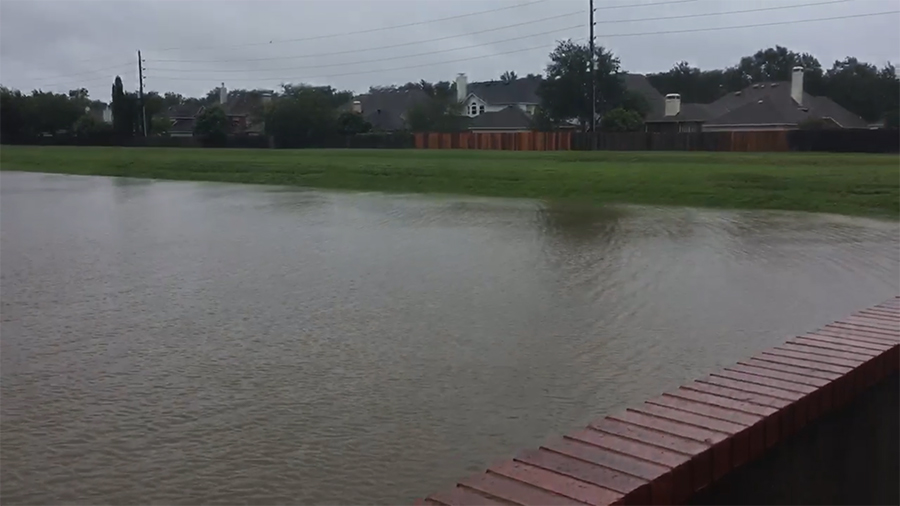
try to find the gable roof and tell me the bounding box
[364,109,406,131]
[358,89,428,116]
[468,106,532,130]
[167,103,204,118]
[468,75,541,105]
[621,73,665,118]
[345,88,430,131]
[646,81,868,128]
[170,117,195,134]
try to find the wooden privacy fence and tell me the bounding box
[413,129,899,153]
[573,131,792,152]
[414,131,572,151]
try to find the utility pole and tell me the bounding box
[138,50,147,137]
[589,0,596,150]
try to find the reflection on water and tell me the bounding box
[1,171,897,505]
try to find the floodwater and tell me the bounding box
[1,171,897,505]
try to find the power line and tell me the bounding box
[145,9,897,85]
[149,39,576,83]
[146,0,852,69]
[146,0,700,54]
[147,11,584,64]
[28,74,129,90]
[27,62,133,83]
[600,0,852,26]
[150,24,584,74]
[149,0,550,52]
[595,9,898,40]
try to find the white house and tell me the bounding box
[454,73,542,131]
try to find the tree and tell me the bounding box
[647,62,728,103]
[163,92,185,108]
[67,88,90,112]
[620,91,650,118]
[281,84,352,109]
[823,58,898,122]
[529,106,557,131]
[599,107,643,132]
[150,115,171,137]
[406,95,464,132]
[336,111,372,135]
[537,40,625,129]
[500,71,518,83]
[73,114,114,139]
[110,76,138,137]
[194,105,229,145]
[265,87,338,147]
[27,90,82,135]
[0,87,29,142]
[204,87,223,105]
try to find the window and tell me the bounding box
[479,105,485,114]
[469,103,478,116]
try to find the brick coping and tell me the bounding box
[419,297,900,505]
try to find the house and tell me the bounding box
[165,84,271,137]
[457,72,666,132]
[645,67,868,132]
[347,72,669,132]
[167,103,203,137]
[85,102,112,124]
[351,88,430,131]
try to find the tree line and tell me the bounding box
[1,42,897,145]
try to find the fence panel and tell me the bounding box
[11,129,894,152]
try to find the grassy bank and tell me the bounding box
[1,145,898,218]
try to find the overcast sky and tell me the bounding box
[1,0,898,101]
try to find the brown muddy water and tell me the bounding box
[1,171,897,504]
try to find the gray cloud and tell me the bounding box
[1,0,898,102]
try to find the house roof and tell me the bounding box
[364,109,406,131]
[468,106,532,130]
[645,103,712,123]
[646,81,868,128]
[468,75,542,105]
[621,73,665,117]
[167,103,204,118]
[349,88,430,131]
[169,117,195,134]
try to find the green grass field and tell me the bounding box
[1,145,898,218]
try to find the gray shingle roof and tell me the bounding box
[167,104,204,118]
[621,73,665,118]
[347,89,430,131]
[468,106,532,130]
[169,117,195,134]
[646,81,867,128]
[364,109,406,131]
[468,76,542,105]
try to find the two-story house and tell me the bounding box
[455,73,541,132]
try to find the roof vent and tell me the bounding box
[758,99,764,104]
[800,107,809,112]
[759,84,766,88]
[734,91,742,96]
[771,83,779,87]
[752,84,760,89]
